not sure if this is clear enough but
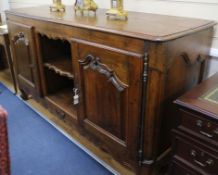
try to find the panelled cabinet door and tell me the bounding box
[73,41,143,164]
[8,21,40,98]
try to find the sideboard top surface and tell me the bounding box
[6,6,216,41]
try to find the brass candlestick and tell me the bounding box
[50,0,65,12]
[106,0,127,20]
[74,0,98,14]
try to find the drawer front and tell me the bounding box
[170,161,198,175]
[174,134,218,175]
[179,109,218,142]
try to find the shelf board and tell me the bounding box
[44,58,74,80]
[46,87,77,120]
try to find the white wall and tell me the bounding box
[7,0,218,75]
[0,0,9,11]
[0,0,10,23]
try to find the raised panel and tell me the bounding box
[8,21,40,97]
[79,55,128,141]
[73,41,143,162]
[13,32,34,84]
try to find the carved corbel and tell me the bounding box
[37,31,69,42]
[12,32,29,46]
[79,54,128,91]
[181,52,204,66]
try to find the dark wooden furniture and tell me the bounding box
[5,6,216,175]
[171,72,218,175]
[0,111,10,175]
[0,27,17,93]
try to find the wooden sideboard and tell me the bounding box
[0,28,17,93]
[5,6,216,175]
[171,72,218,175]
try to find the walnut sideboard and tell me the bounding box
[5,6,216,175]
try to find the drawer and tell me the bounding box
[170,161,198,175]
[179,109,218,142]
[173,132,218,175]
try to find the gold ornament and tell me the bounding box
[50,0,65,12]
[106,0,127,20]
[74,0,98,14]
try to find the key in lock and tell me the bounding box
[73,88,79,105]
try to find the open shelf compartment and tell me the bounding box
[39,34,73,79]
[43,67,77,120]
[38,33,77,120]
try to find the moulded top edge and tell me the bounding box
[5,6,217,42]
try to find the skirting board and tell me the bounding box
[21,99,120,175]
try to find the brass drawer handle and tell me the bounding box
[199,129,218,138]
[196,120,218,138]
[200,130,213,138]
[214,128,218,135]
[193,159,214,167]
[190,150,214,167]
[196,120,203,127]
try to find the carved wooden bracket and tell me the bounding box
[38,32,69,42]
[79,54,128,91]
[181,53,204,66]
[12,32,29,46]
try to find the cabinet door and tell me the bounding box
[8,21,40,98]
[73,42,143,164]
